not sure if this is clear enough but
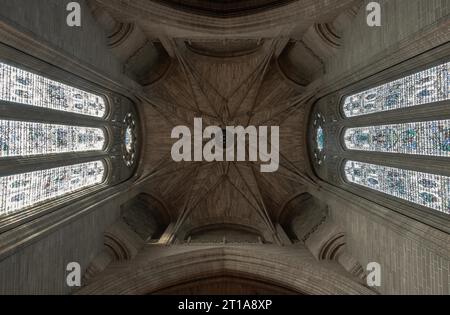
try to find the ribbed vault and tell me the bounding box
[83,0,368,292]
[139,39,312,243]
[86,0,362,244]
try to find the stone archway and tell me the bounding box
[77,246,375,295]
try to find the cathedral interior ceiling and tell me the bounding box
[86,0,359,242]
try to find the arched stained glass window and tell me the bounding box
[343,61,450,117]
[344,120,450,156]
[0,58,137,225]
[344,160,450,214]
[0,59,113,221]
[0,120,106,157]
[315,56,450,225]
[0,61,106,117]
[0,161,105,216]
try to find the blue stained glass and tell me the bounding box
[125,126,133,153]
[344,161,450,214]
[316,126,324,152]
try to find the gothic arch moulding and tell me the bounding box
[77,246,374,295]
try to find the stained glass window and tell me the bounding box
[125,126,133,153]
[343,61,450,117]
[123,113,137,167]
[344,120,450,156]
[0,161,105,217]
[312,112,326,165]
[344,160,450,214]
[0,120,105,157]
[0,62,106,117]
[316,126,324,152]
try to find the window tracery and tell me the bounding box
[344,120,450,156]
[310,58,450,219]
[0,62,106,117]
[334,60,450,214]
[0,59,137,219]
[344,161,450,215]
[0,120,105,157]
[123,112,137,167]
[0,161,105,217]
[343,61,450,117]
[312,112,326,165]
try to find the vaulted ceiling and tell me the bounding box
[140,40,309,243]
[87,0,361,243]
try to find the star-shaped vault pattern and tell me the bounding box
[140,40,313,244]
